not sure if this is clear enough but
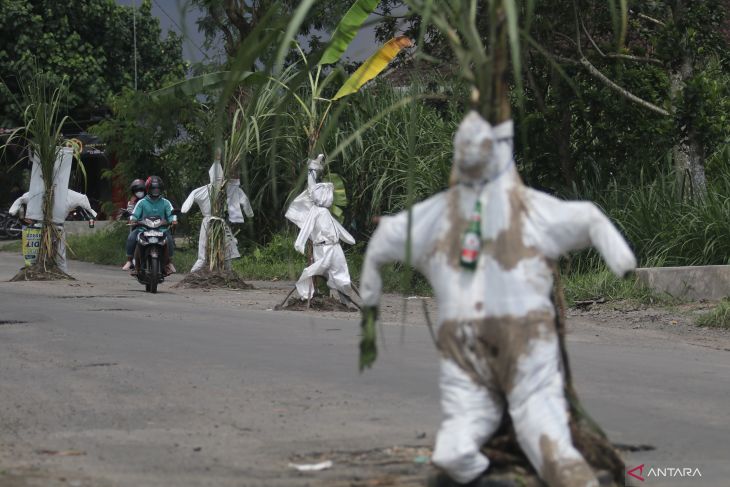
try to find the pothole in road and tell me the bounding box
[54,295,133,299]
[71,362,119,371]
[614,443,656,452]
[0,320,28,326]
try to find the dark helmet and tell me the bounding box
[129,178,146,193]
[145,176,164,199]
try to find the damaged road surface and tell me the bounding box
[0,252,729,486]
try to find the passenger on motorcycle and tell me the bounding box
[121,178,147,270]
[123,176,177,274]
[127,178,146,214]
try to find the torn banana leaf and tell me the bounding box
[332,36,413,101]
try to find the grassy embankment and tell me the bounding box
[1,222,659,305]
[0,224,429,295]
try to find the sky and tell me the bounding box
[115,0,384,65]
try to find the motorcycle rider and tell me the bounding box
[127,179,146,214]
[121,178,146,270]
[123,176,177,275]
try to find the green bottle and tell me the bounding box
[460,200,482,270]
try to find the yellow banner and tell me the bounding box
[22,226,42,267]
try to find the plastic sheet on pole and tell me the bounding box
[25,147,73,224]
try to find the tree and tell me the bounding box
[374,1,730,197]
[536,0,729,196]
[193,0,351,60]
[0,0,186,126]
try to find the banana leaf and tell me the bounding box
[150,71,267,98]
[332,36,413,101]
[319,0,381,66]
[322,172,348,222]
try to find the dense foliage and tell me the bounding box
[0,0,185,126]
[5,0,730,273]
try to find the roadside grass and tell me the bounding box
[64,223,197,272]
[696,299,730,329]
[561,267,672,307]
[33,226,434,294]
[3,228,681,307]
[233,233,433,294]
[233,232,306,281]
[66,223,128,266]
[0,240,21,252]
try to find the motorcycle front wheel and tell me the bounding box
[148,256,159,294]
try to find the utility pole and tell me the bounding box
[132,0,138,91]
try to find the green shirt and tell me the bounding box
[131,195,176,228]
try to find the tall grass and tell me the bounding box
[696,299,730,328]
[567,163,730,273]
[336,81,458,235]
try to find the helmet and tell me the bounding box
[145,176,164,199]
[129,178,146,193]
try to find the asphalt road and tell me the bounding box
[0,252,728,487]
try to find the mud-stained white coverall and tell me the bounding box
[360,112,636,487]
[9,190,98,272]
[181,163,252,272]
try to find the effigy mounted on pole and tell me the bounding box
[358,2,635,486]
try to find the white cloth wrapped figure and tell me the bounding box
[9,190,97,220]
[181,161,252,272]
[360,111,636,487]
[226,179,254,224]
[285,154,356,301]
[10,190,97,272]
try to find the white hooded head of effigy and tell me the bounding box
[359,110,636,486]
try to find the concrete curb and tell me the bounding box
[636,265,730,301]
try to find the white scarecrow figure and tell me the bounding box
[181,159,253,272]
[360,112,636,487]
[10,189,98,273]
[285,154,357,303]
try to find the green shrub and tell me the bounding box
[65,222,197,272]
[696,299,730,329]
[561,267,668,307]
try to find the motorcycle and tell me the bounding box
[1,209,22,239]
[130,216,171,293]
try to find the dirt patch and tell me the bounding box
[276,295,356,312]
[0,466,105,487]
[9,265,74,282]
[568,300,730,350]
[174,270,254,290]
[288,445,612,487]
[288,446,430,487]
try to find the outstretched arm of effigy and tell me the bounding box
[361,192,448,306]
[9,193,30,216]
[360,212,410,307]
[239,190,254,219]
[67,191,97,218]
[181,191,196,214]
[528,190,636,277]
